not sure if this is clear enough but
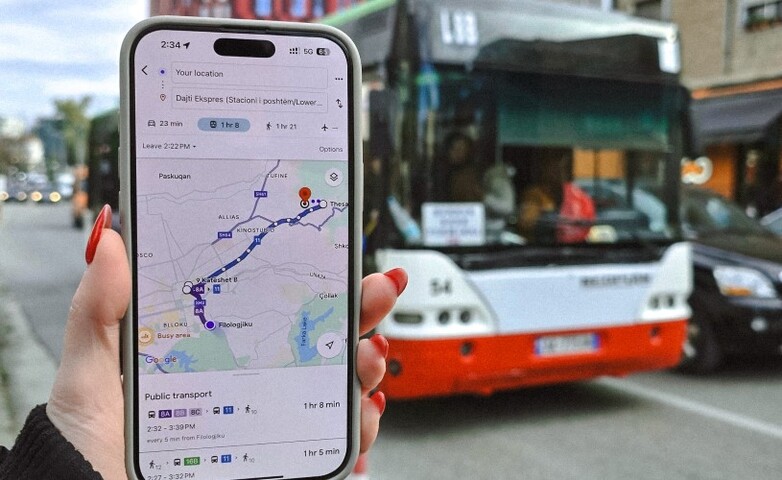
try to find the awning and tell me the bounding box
[691,89,782,151]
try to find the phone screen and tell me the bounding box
[127,23,355,480]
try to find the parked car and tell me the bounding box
[679,187,782,373]
[760,207,782,236]
[26,174,62,204]
[29,183,62,204]
[0,174,29,202]
[577,181,782,372]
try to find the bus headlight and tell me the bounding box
[713,266,777,298]
[0,191,8,201]
[48,191,62,203]
[393,312,423,325]
[30,191,43,202]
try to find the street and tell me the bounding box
[0,202,88,358]
[1,203,782,479]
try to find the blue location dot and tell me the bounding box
[205,320,216,331]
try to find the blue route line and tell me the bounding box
[207,202,325,278]
[187,201,327,332]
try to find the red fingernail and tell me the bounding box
[85,204,112,265]
[370,391,386,415]
[370,334,389,359]
[383,268,408,296]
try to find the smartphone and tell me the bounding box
[119,16,361,480]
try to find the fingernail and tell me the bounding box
[85,204,112,265]
[370,391,386,415]
[383,268,408,296]
[370,334,389,359]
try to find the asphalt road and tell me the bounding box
[1,202,781,479]
[0,202,88,359]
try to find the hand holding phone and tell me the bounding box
[120,16,363,480]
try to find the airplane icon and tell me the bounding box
[322,124,329,132]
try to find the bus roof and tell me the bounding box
[321,0,679,80]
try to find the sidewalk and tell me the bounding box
[0,279,57,447]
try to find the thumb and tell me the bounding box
[52,205,130,398]
[72,208,130,331]
[47,205,130,480]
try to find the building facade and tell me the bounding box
[150,0,364,21]
[617,0,782,216]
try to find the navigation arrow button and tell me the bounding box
[142,65,149,75]
[317,333,344,359]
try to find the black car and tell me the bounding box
[576,181,782,372]
[680,187,782,373]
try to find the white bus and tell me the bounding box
[325,0,692,399]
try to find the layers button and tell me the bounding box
[197,118,251,132]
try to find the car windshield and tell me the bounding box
[681,188,769,236]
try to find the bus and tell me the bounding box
[81,108,120,229]
[323,0,693,399]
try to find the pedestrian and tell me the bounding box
[0,205,405,479]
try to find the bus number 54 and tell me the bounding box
[430,279,452,296]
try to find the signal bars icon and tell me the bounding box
[289,47,300,55]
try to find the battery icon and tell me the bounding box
[317,48,330,56]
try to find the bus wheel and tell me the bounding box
[677,312,722,374]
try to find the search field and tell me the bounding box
[172,88,327,112]
[171,62,327,89]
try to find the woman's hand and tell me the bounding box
[46,205,405,479]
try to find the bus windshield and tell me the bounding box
[381,68,683,249]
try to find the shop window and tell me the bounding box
[745,1,782,31]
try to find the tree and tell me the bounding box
[54,96,92,166]
[0,135,34,175]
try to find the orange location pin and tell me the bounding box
[299,187,312,207]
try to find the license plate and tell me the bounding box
[534,333,599,356]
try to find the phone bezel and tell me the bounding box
[119,16,363,480]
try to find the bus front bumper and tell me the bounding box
[380,320,688,400]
